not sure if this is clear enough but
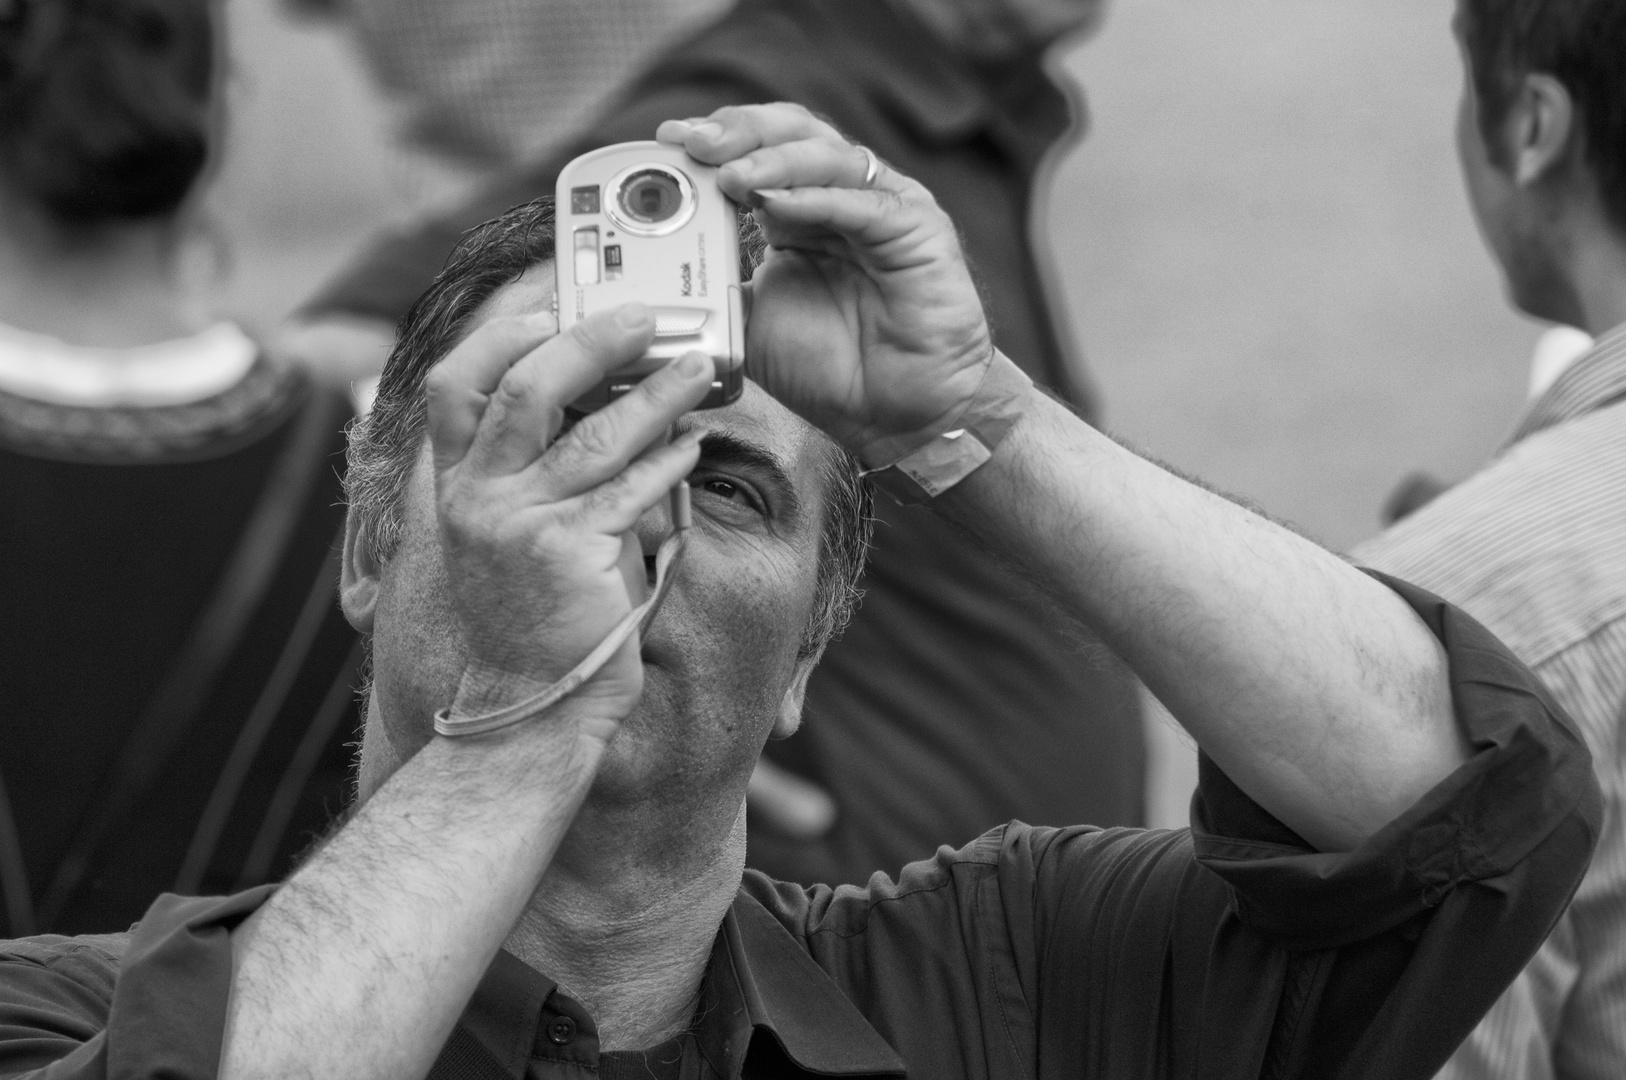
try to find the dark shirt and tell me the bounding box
[0,357,361,935]
[0,580,1600,1078]
[308,0,1147,886]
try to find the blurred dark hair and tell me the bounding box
[1459,0,1626,231]
[0,0,214,226]
[345,196,869,660]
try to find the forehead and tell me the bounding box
[466,263,835,498]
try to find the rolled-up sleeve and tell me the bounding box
[1197,573,1599,941]
[0,888,272,1079]
[1011,575,1600,1079]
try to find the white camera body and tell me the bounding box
[555,141,745,412]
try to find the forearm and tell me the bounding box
[219,718,606,1080]
[938,389,1466,850]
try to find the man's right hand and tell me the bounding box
[424,302,712,734]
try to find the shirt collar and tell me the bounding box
[0,320,257,408]
[461,948,553,1078]
[709,888,907,1077]
[1507,321,1626,446]
[452,889,906,1079]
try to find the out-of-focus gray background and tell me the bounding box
[1051,0,1535,552]
[204,0,1540,822]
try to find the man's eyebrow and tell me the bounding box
[681,425,802,520]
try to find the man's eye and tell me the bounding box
[691,475,762,513]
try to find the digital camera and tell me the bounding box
[555,141,745,412]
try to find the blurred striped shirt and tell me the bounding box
[1354,324,1626,1080]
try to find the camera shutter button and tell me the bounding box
[652,308,709,338]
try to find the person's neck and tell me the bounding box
[0,200,201,348]
[1566,217,1626,338]
[503,790,748,1051]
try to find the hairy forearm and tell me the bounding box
[219,720,607,1080]
[940,389,1466,850]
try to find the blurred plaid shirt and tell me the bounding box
[1355,325,1626,1080]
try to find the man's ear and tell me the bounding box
[340,510,380,634]
[770,656,817,740]
[1508,73,1577,187]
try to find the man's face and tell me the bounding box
[355,266,832,809]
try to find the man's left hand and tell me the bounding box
[658,104,994,465]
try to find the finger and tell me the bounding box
[466,304,656,476]
[564,430,703,537]
[715,139,879,206]
[426,311,556,473]
[656,103,844,167]
[747,209,871,257]
[752,185,945,258]
[531,351,715,501]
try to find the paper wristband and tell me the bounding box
[433,521,687,739]
[861,349,1033,504]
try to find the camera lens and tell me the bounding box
[604,162,697,236]
[618,169,685,225]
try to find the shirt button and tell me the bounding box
[546,1016,576,1045]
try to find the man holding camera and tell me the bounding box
[0,105,1599,1079]
[292,0,1148,886]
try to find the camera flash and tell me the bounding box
[571,186,600,215]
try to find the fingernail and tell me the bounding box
[617,303,652,329]
[692,121,723,140]
[675,351,708,376]
[754,188,789,202]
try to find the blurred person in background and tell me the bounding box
[284,0,733,171]
[1354,1,1626,1076]
[0,0,360,935]
[280,0,1145,888]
